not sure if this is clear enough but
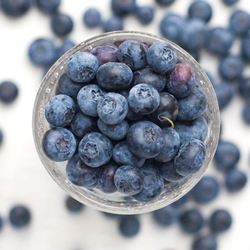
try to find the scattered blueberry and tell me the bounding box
[9,205,31,228]
[160,160,184,182]
[0,81,18,104]
[242,103,250,124]
[51,13,74,37]
[241,35,250,61]
[155,0,175,6]
[65,196,85,213]
[214,82,234,110]
[1,0,32,17]
[225,168,247,192]
[209,209,232,233]
[0,129,3,147]
[102,16,124,32]
[111,0,136,16]
[222,0,239,5]
[153,205,178,227]
[188,0,213,23]
[192,234,218,250]
[187,50,200,62]
[58,39,76,58]
[238,77,250,100]
[83,8,101,28]
[172,193,190,208]
[135,6,154,25]
[229,10,250,36]
[36,0,61,14]
[118,216,140,238]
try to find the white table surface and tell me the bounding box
[0,0,250,249]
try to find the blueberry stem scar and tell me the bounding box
[160,116,174,128]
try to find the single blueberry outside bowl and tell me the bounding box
[32,31,220,215]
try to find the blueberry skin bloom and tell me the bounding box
[111,0,136,16]
[180,209,204,234]
[188,0,212,23]
[45,94,76,127]
[225,169,247,192]
[214,82,234,110]
[65,196,84,213]
[42,128,76,162]
[128,84,160,115]
[97,118,129,140]
[133,164,164,202]
[206,27,234,56]
[135,6,154,25]
[77,84,105,117]
[51,13,74,37]
[66,154,101,187]
[230,10,250,37]
[117,40,148,70]
[90,44,118,66]
[0,81,18,103]
[66,52,99,83]
[78,132,113,168]
[214,141,240,172]
[155,128,180,162]
[96,62,133,90]
[1,0,32,17]
[242,103,250,124]
[114,165,144,195]
[177,88,207,121]
[160,14,185,44]
[126,121,165,159]
[160,160,184,181]
[97,92,128,125]
[99,161,119,193]
[9,205,31,228]
[175,116,208,144]
[119,216,140,238]
[153,205,178,227]
[147,41,177,74]
[113,141,145,167]
[174,139,206,176]
[166,63,197,98]
[103,16,124,32]
[36,0,61,14]
[191,176,220,204]
[83,8,101,28]
[219,55,244,82]
[192,234,218,250]
[28,38,57,66]
[209,209,232,234]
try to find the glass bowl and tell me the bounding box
[32,31,220,215]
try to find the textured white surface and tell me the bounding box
[0,0,250,249]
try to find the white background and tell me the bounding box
[0,0,250,249]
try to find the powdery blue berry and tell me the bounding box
[153,205,179,227]
[214,82,234,110]
[51,13,74,37]
[103,16,124,32]
[188,0,213,23]
[241,35,250,61]
[209,209,232,233]
[192,234,218,250]
[135,6,154,25]
[65,196,85,213]
[0,81,18,104]
[83,8,101,28]
[9,205,31,228]
[225,169,247,192]
[111,0,136,16]
[229,10,250,36]
[118,216,140,238]
[1,0,32,17]
[36,0,61,14]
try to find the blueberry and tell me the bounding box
[209,209,232,233]
[238,77,250,100]
[71,112,97,138]
[214,141,240,172]
[113,142,145,168]
[179,208,204,234]
[111,0,136,16]
[77,84,105,117]
[1,0,32,17]
[205,71,216,86]
[118,216,140,238]
[225,169,247,192]
[42,127,76,162]
[65,196,84,213]
[229,10,250,37]
[135,6,154,25]
[0,129,3,147]
[103,16,124,32]
[99,161,119,193]
[219,55,244,82]
[174,139,206,176]
[128,84,160,115]
[147,41,177,74]
[214,82,234,110]
[126,121,165,158]
[114,165,144,195]
[192,234,218,250]
[149,92,178,127]
[133,164,164,201]
[78,132,113,168]
[58,39,75,58]
[0,81,18,104]
[90,44,118,66]
[188,1,212,23]
[177,88,207,121]
[83,8,101,28]
[66,154,101,186]
[191,176,220,204]
[9,205,31,228]
[159,160,184,182]
[155,0,175,6]
[96,62,133,90]
[241,35,250,61]
[97,92,128,125]
[155,128,180,162]
[58,73,83,99]
[45,94,75,127]
[132,68,166,92]
[153,205,178,227]
[175,117,208,144]
[28,38,57,66]
[180,18,208,51]
[97,118,129,140]
[222,0,239,5]
[117,40,148,70]
[172,193,190,208]
[242,103,250,124]
[66,52,99,83]
[159,14,185,44]
[51,13,74,37]
[36,0,61,14]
